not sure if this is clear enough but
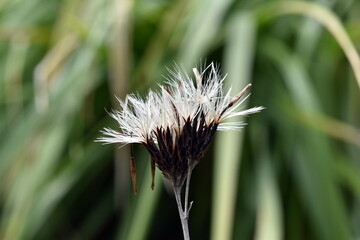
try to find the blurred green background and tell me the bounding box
[1,0,360,239]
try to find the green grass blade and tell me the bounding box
[211,12,256,240]
[254,152,283,240]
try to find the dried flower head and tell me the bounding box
[97,63,264,192]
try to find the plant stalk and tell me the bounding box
[173,167,193,240]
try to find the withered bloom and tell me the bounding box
[97,63,264,239]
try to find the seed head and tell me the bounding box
[97,63,264,190]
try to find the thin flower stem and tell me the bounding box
[184,167,193,214]
[173,168,193,240]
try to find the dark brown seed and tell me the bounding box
[130,143,138,194]
[151,156,156,190]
